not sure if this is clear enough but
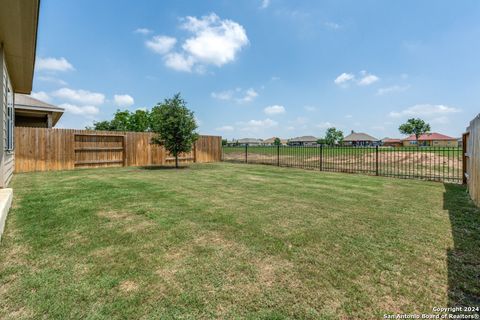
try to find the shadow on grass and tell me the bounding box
[138,165,189,170]
[443,183,480,307]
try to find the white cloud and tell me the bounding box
[324,22,341,30]
[59,103,99,116]
[316,121,334,129]
[36,57,74,72]
[304,106,316,112]
[146,35,177,54]
[30,91,51,102]
[264,105,286,115]
[376,85,409,96]
[147,13,248,73]
[52,88,105,105]
[164,52,195,72]
[260,0,270,9]
[37,76,68,86]
[389,104,461,118]
[211,90,234,101]
[334,73,355,85]
[335,71,379,87]
[238,88,258,103]
[211,88,258,103]
[113,94,135,107]
[216,125,234,132]
[238,118,278,132]
[290,116,308,125]
[181,14,248,66]
[345,114,353,118]
[430,116,450,124]
[134,28,152,35]
[357,71,379,86]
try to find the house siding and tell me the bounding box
[402,139,457,147]
[0,46,15,188]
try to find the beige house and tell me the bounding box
[0,0,40,238]
[15,93,64,128]
[401,133,457,147]
[288,136,318,146]
[343,131,380,146]
[262,137,287,146]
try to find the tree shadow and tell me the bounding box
[138,165,189,170]
[443,183,480,307]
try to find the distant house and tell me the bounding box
[262,137,287,146]
[382,138,402,147]
[402,133,457,147]
[343,131,380,146]
[236,138,263,146]
[15,94,64,128]
[288,136,318,146]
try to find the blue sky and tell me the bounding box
[32,0,480,139]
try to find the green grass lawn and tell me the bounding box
[1,163,479,319]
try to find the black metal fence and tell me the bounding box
[222,145,463,183]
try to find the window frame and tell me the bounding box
[5,82,14,152]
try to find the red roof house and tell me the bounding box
[402,132,457,147]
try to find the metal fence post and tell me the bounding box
[320,145,323,171]
[375,145,379,176]
[245,144,248,163]
[277,145,280,166]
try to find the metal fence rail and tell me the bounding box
[222,145,463,183]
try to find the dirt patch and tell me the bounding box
[5,307,34,320]
[0,244,30,268]
[119,280,139,293]
[97,210,155,234]
[97,211,135,222]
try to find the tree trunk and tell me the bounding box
[175,154,179,168]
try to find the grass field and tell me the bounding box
[1,163,479,319]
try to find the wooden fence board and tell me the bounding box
[465,114,480,206]
[14,127,222,173]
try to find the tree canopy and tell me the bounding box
[399,118,431,145]
[150,93,198,168]
[87,109,151,132]
[324,128,344,146]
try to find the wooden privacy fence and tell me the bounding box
[464,113,480,206]
[14,127,222,173]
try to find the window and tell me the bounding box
[5,84,14,151]
[409,141,417,145]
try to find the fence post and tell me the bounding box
[245,144,248,163]
[320,145,323,171]
[375,145,379,176]
[462,133,468,184]
[277,145,280,166]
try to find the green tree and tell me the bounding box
[273,137,281,146]
[128,109,151,132]
[88,120,114,131]
[399,118,431,146]
[88,109,152,132]
[222,139,228,146]
[316,138,326,145]
[110,110,132,131]
[324,128,344,146]
[150,93,199,168]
